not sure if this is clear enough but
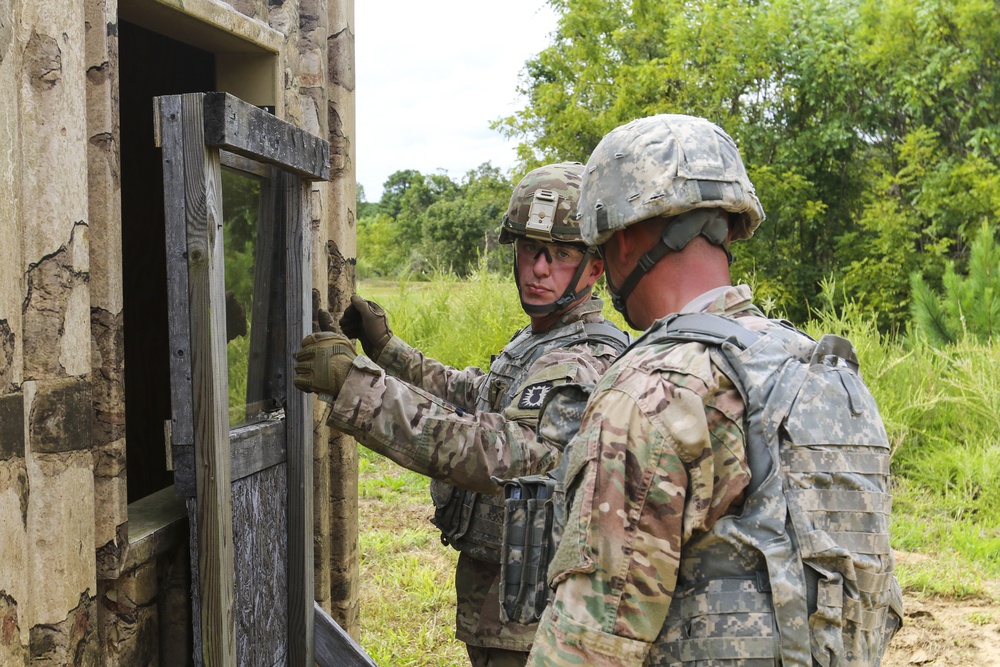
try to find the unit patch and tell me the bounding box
[517,381,554,410]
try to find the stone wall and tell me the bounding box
[0,0,357,662]
[323,0,360,638]
[1,0,100,663]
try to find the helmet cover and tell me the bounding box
[579,114,764,246]
[500,162,587,244]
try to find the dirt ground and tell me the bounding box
[881,553,1000,667]
[882,593,1000,666]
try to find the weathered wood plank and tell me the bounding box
[171,445,196,497]
[179,92,237,666]
[233,465,288,666]
[158,95,196,461]
[172,426,286,494]
[230,417,286,482]
[314,601,379,667]
[203,92,330,181]
[284,170,315,665]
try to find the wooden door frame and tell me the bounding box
[156,92,329,665]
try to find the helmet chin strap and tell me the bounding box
[605,209,732,327]
[514,249,596,317]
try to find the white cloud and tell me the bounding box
[355,1,557,200]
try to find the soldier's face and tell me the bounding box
[516,240,588,307]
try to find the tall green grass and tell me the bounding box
[353,269,999,664]
[358,267,638,367]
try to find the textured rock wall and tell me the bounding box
[8,0,100,663]
[0,0,356,660]
[0,2,28,660]
[324,0,360,638]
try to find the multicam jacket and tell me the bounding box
[326,297,626,653]
[527,284,900,666]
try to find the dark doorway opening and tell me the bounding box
[119,21,215,503]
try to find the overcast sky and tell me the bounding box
[354,1,558,201]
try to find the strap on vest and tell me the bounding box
[621,311,762,365]
[581,320,632,350]
[443,318,628,562]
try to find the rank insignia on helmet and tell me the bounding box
[518,382,554,409]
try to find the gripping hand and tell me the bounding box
[293,332,358,399]
[339,294,392,361]
[311,288,337,333]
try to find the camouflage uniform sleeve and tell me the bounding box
[326,342,614,494]
[526,356,750,666]
[375,334,484,411]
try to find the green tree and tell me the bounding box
[421,164,512,276]
[910,222,1000,345]
[355,164,513,279]
[496,0,881,322]
[357,183,380,219]
[497,0,1000,328]
[355,212,407,277]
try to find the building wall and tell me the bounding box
[323,0,360,638]
[0,0,357,662]
[2,0,100,663]
[0,0,29,662]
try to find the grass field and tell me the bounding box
[349,272,1000,665]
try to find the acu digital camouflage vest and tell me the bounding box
[429,319,629,564]
[518,313,903,664]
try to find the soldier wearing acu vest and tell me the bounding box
[292,163,630,667]
[525,115,903,666]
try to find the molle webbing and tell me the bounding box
[431,318,629,563]
[636,313,900,667]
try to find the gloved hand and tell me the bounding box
[293,332,357,399]
[339,294,392,361]
[311,288,336,333]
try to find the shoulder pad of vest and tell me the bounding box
[581,321,631,352]
[630,312,761,352]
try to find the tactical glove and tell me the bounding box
[311,288,337,333]
[339,294,392,361]
[293,332,357,399]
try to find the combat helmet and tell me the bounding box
[578,114,765,321]
[501,162,599,317]
[579,114,764,246]
[499,162,588,244]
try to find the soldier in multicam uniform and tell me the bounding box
[293,163,630,667]
[526,115,902,666]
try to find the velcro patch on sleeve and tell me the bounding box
[517,381,554,410]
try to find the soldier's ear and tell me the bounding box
[587,256,604,283]
[606,229,632,265]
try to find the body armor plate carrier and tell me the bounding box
[501,313,903,665]
[430,319,629,564]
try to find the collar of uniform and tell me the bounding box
[680,284,763,318]
[533,296,606,334]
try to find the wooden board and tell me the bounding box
[314,601,379,667]
[166,91,238,665]
[203,92,329,181]
[282,169,315,666]
[233,465,288,666]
